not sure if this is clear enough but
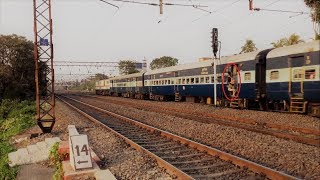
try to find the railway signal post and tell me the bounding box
[212,28,219,106]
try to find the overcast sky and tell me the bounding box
[0,0,316,80]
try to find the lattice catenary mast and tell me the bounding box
[33,0,55,133]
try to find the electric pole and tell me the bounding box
[160,0,163,14]
[33,0,55,133]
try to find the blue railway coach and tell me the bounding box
[95,40,320,117]
[109,72,147,99]
[144,50,265,108]
[266,40,320,114]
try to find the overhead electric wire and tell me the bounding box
[191,0,241,22]
[254,8,309,15]
[103,0,208,7]
[264,0,282,8]
[99,0,119,9]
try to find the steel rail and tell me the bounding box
[57,95,193,179]
[80,94,320,136]
[70,94,320,146]
[58,94,298,180]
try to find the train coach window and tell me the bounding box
[195,78,199,84]
[244,72,251,81]
[270,71,279,80]
[186,78,190,84]
[191,78,195,84]
[211,76,214,83]
[217,76,222,82]
[205,77,210,83]
[305,69,316,79]
[200,77,205,83]
[293,69,304,80]
[182,79,186,84]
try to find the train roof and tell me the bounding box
[267,40,320,59]
[220,50,261,63]
[145,50,261,75]
[109,71,145,80]
[145,60,213,75]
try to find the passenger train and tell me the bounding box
[95,40,320,117]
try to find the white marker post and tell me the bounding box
[70,135,93,170]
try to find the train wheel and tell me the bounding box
[159,96,165,101]
[238,99,244,109]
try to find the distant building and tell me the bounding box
[198,57,212,62]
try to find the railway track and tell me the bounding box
[58,94,297,179]
[67,93,320,147]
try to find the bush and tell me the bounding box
[49,142,63,180]
[0,100,36,180]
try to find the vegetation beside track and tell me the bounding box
[49,142,63,180]
[0,100,36,180]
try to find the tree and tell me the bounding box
[94,73,108,80]
[0,34,39,101]
[271,33,305,48]
[304,0,320,38]
[150,56,178,70]
[240,39,258,54]
[118,60,139,75]
[305,0,320,22]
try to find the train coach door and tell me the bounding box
[173,71,180,101]
[173,71,179,93]
[289,56,305,96]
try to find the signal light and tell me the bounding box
[211,28,218,58]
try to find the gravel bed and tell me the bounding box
[92,95,320,130]
[12,100,172,180]
[72,95,320,179]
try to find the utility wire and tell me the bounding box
[254,8,309,15]
[192,0,241,22]
[104,0,208,7]
[99,0,120,9]
[264,0,282,8]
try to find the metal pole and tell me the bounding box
[160,0,163,14]
[33,0,40,121]
[33,0,55,133]
[213,57,217,106]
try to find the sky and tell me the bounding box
[0,0,317,80]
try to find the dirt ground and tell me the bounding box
[10,100,172,180]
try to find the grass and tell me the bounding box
[0,99,36,180]
[49,142,63,180]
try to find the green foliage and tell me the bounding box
[271,33,305,48]
[0,34,37,101]
[69,79,95,91]
[150,56,178,70]
[304,0,320,23]
[69,73,109,91]
[0,100,36,180]
[49,142,63,180]
[240,39,258,54]
[0,141,18,180]
[118,60,139,75]
[94,73,108,80]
